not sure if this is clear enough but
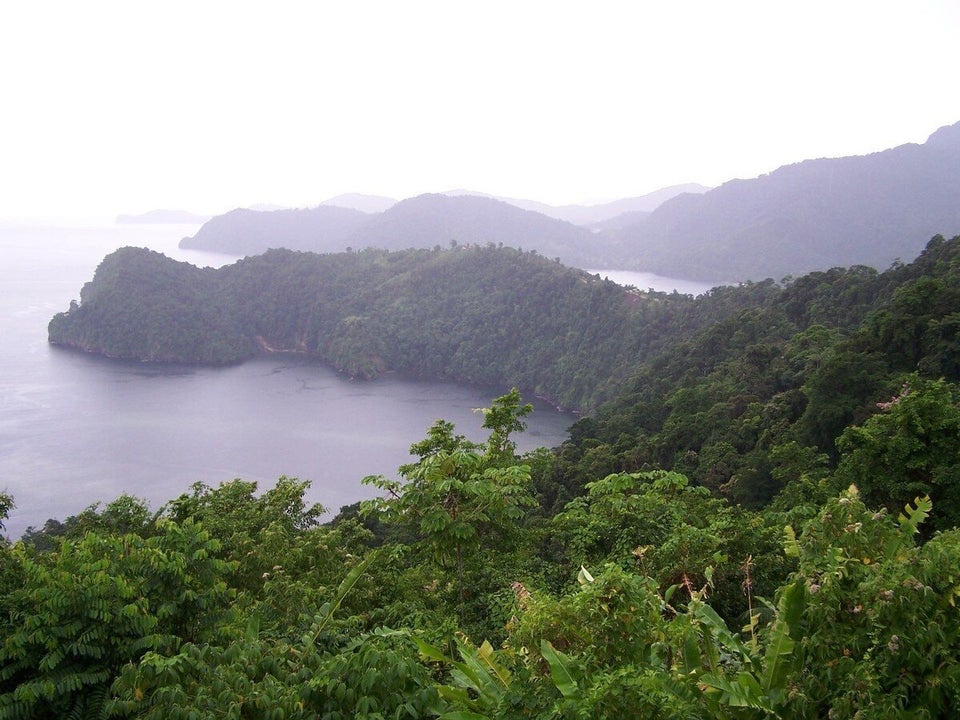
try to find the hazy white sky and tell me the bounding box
[2,0,959,218]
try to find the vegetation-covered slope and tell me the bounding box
[177,186,706,265]
[48,245,702,411]
[49,231,960,421]
[15,233,960,718]
[345,194,607,267]
[3,383,960,718]
[546,233,960,514]
[179,205,371,255]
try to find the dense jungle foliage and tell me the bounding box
[48,244,712,411]
[10,233,960,717]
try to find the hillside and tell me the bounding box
[178,194,609,267]
[177,186,704,267]
[48,245,702,411]
[618,121,960,281]
[25,233,960,719]
[345,193,612,266]
[548,232,960,511]
[179,205,371,255]
[444,183,709,225]
[49,229,960,422]
[173,122,960,280]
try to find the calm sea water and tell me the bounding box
[0,222,581,538]
[587,269,722,297]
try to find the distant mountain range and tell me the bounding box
[615,121,960,281]
[180,195,611,268]
[177,121,960,281]
[178,185,705,266]
[442,184,709,225]
[180,205,371,255]
[344,194,608,265]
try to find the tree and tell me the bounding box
[478,387,533,462]
[780,487,960,715]
[0,518,232,720]
[163,477,325,593]
[0,492,11,537]
[362,390,537,609]
[554,470,790,622]
[836,375,960,529]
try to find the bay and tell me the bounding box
[587,269,726,296]
[0,222,576,539]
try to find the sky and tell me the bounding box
[2,0,959,219]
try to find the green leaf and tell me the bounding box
[682,632,701,674]
[244,613,261,642]
[777,576,806,634]
[783,525,801,558]
[306,550,376,650]
[476,640,511,689]
[897,495,932,537]
[455,644,501,703]
[540,640,580,700]
[414,637,451,664]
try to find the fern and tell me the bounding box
[897,495,932,537]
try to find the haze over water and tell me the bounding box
[0,221,717,539]
[1,222,579,539]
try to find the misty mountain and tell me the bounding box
[346,193,605,266]
[179,205,371,255]
[587,209,651,233]
[444,183,709,225]
[618,121,960,282]
[180,193,612,267]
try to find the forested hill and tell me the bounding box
[179,205,372,255]
[615,120,960,281]
[180,194,609,269]
[175,123,960,283]
[47,245,704,411]
[351,194,605,266]
[442,183,710,225]
[48,232,960,421]
[546,232,960,514]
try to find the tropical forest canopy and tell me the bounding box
[3,232,960,716]
[48,244,712,411]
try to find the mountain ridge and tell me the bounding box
[617,121,960,281]
[179,205,371,255]
[175,120,960,282]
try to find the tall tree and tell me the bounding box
[362,390,536,606]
